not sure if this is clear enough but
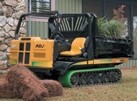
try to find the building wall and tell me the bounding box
[27,21,49,38]
[0,0,26,68]
[26,0,57,38]
[55,0,82,13]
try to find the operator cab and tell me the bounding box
[48,13,96,62]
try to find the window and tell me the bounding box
[103,2,130,38]
[28,0,51,13]
[82,0,103,17]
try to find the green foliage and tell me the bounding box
[97,18,124,38]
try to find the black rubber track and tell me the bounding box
[70,69,122,87]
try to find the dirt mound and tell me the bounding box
[41,80,63,96]
[0,64,63,101]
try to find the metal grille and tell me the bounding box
[18,42,31,64]
[18,52,23,63]
[26,43,31,51]
[19,43,24,51]
[58,16,88,32]
[25,53,30,64]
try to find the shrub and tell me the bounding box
[97,18,125,38]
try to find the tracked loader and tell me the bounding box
[10,11,133,87]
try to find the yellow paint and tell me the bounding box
[10,37,54,68]
[73,58,129,66]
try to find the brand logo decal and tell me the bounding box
[35,44,45,48]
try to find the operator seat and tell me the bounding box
[60,37,86,56]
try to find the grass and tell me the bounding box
[0,68,137,101]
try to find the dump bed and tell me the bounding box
[94,37,132,58]
[48,13,133,59]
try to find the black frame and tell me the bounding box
[14,11,61,39]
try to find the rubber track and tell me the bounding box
[59,68,122,87]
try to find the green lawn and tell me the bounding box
[0,68,137,101]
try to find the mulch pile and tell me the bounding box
[0,78,16,98]
[0,64,63,101]
[41,80,63,97]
